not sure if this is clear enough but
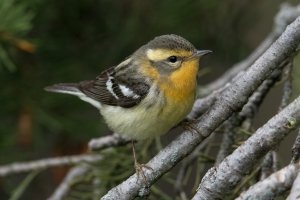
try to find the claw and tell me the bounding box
[135,162,153,184]
[181,119,200,134]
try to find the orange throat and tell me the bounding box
[160,59,199,102]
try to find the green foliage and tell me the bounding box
[9,171,40,200]
[0,0,33,34]
[0,0,33,71]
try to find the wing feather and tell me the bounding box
[78,64,150,108]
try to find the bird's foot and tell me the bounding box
[181,118,200,134]
[135,162,153,185]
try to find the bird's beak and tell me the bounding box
[193,50,212,58]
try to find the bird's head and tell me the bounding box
[134,34,211,76]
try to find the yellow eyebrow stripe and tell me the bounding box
[146,49,192,61]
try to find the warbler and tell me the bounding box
[45,34,211,179]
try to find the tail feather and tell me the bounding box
[45,83,101,109]
[44,83,82,96]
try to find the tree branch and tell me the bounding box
[192,95,300,199]
[287,171,300,200]
[235,163,300,200]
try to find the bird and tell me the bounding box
[45,34,211,181]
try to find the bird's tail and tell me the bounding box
[44,83,101,108]
[44,83,82,96]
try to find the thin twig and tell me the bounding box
[88,134,130,151]
[292,129,300,163]
[260,151,279,180]
[215,67,284,165]
[47,165,92,200]
[0,154,102,177]
[279,62,294,111]
[197,3,300,97]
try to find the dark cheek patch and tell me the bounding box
[153,61,175,75]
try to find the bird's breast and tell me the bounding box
[100,60,198,140]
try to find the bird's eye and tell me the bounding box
[168,56,178,63]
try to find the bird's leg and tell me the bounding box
[180,118,201,134]
[131,140,153,184]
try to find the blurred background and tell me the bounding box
[1,0,300,199]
